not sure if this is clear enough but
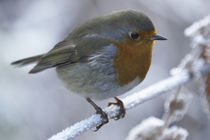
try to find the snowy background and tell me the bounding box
[0,0,210,139]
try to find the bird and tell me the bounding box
[11,9,167,130]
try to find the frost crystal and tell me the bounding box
[125,117,188,140]
[163,91,192,125]
[161,126,189,140]
[125,117,164,140]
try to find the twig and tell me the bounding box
[185,15,210,118]
[163,86,182,127]
[48,64,210,140]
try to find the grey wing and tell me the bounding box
[29,37,112,73]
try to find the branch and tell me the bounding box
[48,64,210,140]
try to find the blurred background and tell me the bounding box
[1,0,210,139]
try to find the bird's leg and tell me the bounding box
[108,97,125,120]
[86,98,109,131]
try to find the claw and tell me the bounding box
[94,107,109,131]
[108,97,125,120]
[86,98,109,131]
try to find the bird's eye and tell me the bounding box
[129,32,140,40]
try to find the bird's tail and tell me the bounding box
[11,54,43,67]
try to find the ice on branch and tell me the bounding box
[163,89,192,126]
[161,126,188,140]
[125,117,164,140]
[184,15,210,118]
[125,117,188,140]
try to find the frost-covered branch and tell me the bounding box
[49,15,210,140]
[48,64,210,140]
[125,117,189,140]
[184,15,210,117]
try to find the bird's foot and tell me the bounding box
[94,107,109,131]
[86,98,109,131]
[108,97,125,120]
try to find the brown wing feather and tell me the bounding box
[29,44,77,73]
[11,54,43,66]
[29,37,112,73]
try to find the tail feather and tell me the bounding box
[11,54,43,67]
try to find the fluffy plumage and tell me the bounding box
[11,9,160,100]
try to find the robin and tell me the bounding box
[11,9,167,130]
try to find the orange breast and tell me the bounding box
[113,36,155,86]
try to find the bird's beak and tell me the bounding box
[151,34,167,40]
